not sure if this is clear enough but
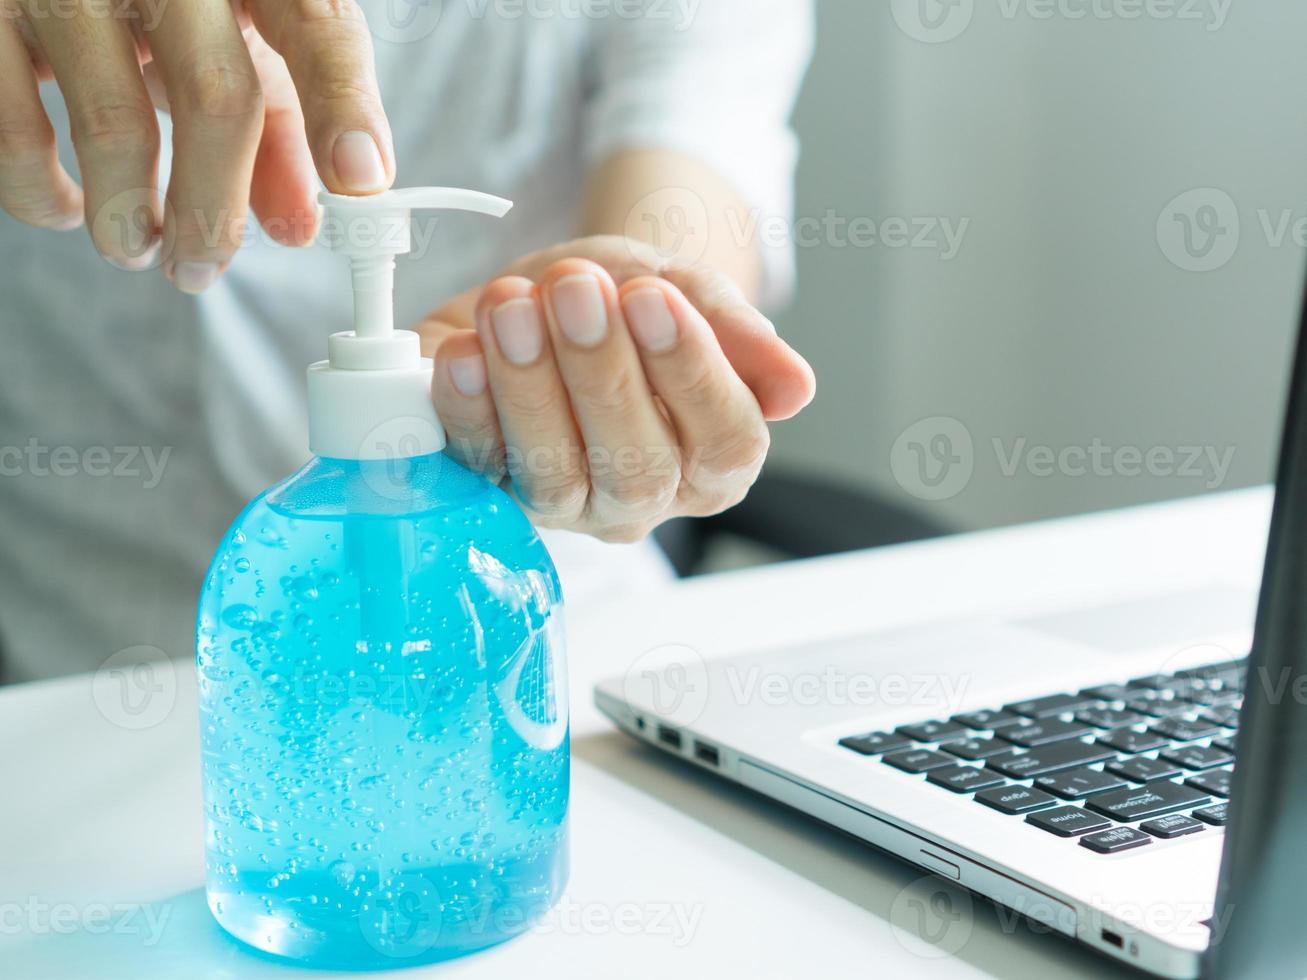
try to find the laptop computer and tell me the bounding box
[595,273,1307,978]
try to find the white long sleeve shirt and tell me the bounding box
[0,0,813,682]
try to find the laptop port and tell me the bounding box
[693,741,720,767]
[1101,929,1124,949]
[657,725,682,750]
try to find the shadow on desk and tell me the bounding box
[572,731,1148,980]
[1,889,294,980]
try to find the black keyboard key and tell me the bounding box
[1106,756,1183,783]
[1005,693,1099,718]
[987,741,1116,779]
[1075,708,1150,730]
[1085,782,1212,822]
[1185,768,1233,798]
[895,720,970,743]
[1129,674,1193,693]
[1175,661,1246,687]
[927,765,1007,793]
[839,731,913,755]
[1124,696,1192,718]
[1035,768,1129,800]
[1140,814,1206,839]
[1211,736,1237,754]
[883,748,956,774]
[1198,706,1240,728]
[974,784,1059,815]
[1000,719,1094,747]
[1079,683,1131,701]
[1193,803,1229,826]
[1080,826,1153,854]
[1160,745,1234,771]
[1026,806,1112,837]
[1150,718,1221,743]
[1098,728,1169,754]
[952,708,1026,730]
[1178,688,1242,707]
[940,738,1013,761]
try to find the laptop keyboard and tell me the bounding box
[837,657,1245,854]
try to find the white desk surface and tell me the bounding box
[0,487,1272,980]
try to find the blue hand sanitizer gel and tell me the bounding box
[196,188,568,968]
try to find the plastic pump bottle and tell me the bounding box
[196,188,569,968]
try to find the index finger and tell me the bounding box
[145,0,264,292]
[246,0,394,195]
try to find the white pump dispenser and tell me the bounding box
[306,187,513,461]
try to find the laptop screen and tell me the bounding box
[1206,266,1307,979]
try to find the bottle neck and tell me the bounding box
[348,253,396,340]
[306,348,447,461]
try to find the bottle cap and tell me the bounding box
[306,187,513,461]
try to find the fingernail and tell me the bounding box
[491,298,544,366]
[333,131,387,193]
[108,239,161,273]
[623,287,678,353]
[53,212,84,232]
[449,354,487,396]
[172,261,220,295]
[550,274,608,347]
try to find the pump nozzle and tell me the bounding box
[307,187,513,461]
[319,187,513,349]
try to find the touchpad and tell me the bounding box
[1015,586,1255,655]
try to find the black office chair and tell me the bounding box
[653,466,953,577]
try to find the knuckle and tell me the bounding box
[595,522,656,545]
[571,368,642,415]
[502,383,569,426]
[177,60,263,120]
[307,77,379,109]
[0,114,52,165]
[75,100,158,152]
[0,197,68,229]
[594,471,678,516]
[520,473,589,523]
[681,481,750,519]
[691,425,770,483]
[292,0,362,23]
[668,358,721,409]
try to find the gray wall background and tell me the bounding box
[770,1,1307,533]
